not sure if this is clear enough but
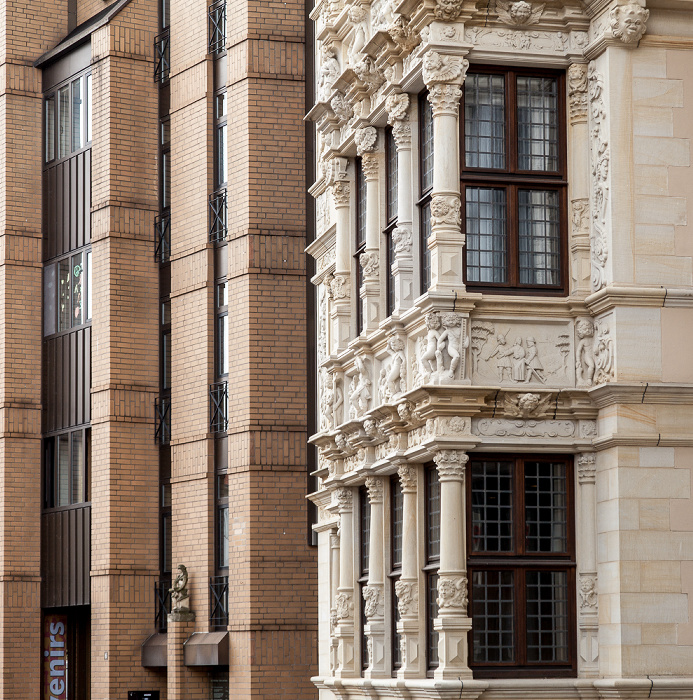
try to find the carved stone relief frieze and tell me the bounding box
[568,63,588,122]
[496,0,544,26]
[379,336,407,404]
[578,453,597,482]
[579,575,598,611]
[466,26,569,54]
[576,316,613,385]
[414,311,469,385]
[408,415,472,449]
[472,323,573,386]
[348,355,372,419]
[473,418,576,438]
[594,319,614,383]
[610,3,649,44]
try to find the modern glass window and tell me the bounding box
[385,128,398,316]
[216,280,228,378]
[44,428,90,508]
[215,91,228,190]
[467,455,576,677]
[390,475,403,673]
[160,117,171,211]
[359,487,371,672]
[419,94,434,293]
[216,471,229,569]
[355,158,366,334]
[44,72,92,163]
[43,249,92,337]
[462,68,566,293]
[425,465,440,672]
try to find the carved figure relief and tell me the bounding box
[394,580,418,616]
[330,92,353,122]
[318,46,340,102]
[170,564,190,611]
[430,195,462,228]
[360,251,379,278]
[568,64,588,121]
[392,226,413,256]
[363,585,384,618]
[572,199,590,234]
[386,92,410,123]
[437,575,468,610]
[335,591,354,619]
[496,0,544,26]
[422,51,466,86]
[466,26,568,53]
[589,65,609,292]
[579,576,598,611]
[434,0,463,21]
[347,4,368,66]
[575,318,596,387]
[353,55,385,91]
[320,368,335,431]
[381,337,407,402]
[416,312,468,384]
[388,15,419,51]
[470,322,494,374]
[610,4,649,44]
[503,392,552,419]
[474,418,576,438]
[372,0,395,31]
[349,355,372,418]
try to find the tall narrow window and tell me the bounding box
[49,249,91,335]
[462,68,566,292]
[425,465,440,672]
[216,281,228,378]
[385,128,398,316]
[419,94,434,292]
[58,85,70,158]
[468,455,576,676]
[390,476,403,673]
[45,95,55,162]
[355,159,366,335]
[359,486,371,673]
[44,428,90,509]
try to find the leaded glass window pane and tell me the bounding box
[45,95,55,162]
[427,572,439,667]
[357,161,367,248]
[518,189,560,285]
[517,77,559,171]
[72,77,84,151]
[58,85,70,158]
[387,130,398,222]
[471,460,513,553]
[525,462,567,553]
[427,469,440,559]
[465,74,506,169]
[472,570,515,663]
[465,187,507,284]
[421,202,431,292]
[392,477,403,568]
[421,97,434,191]
[526,571,569,662]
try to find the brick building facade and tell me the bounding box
[0,0,317,698]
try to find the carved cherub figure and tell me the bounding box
[386,337,407,398]
[497,0,544,26]
[420,312,442,377]
[347,5,368,66]
[435,313,467,380]
[579,576,597,609]
[504,392,552,418]
[610,4,649,44]
[575,319,596,386]
[349,356,372,417]
[318,46,340,102]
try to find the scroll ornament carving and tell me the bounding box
[568,64,588,121]
[355,126,378,155]
[330,92,353,122]
[361,153,379,179]
[334,486,353,509]
[367,637,373,667]
[589,65,609,292]
[360,251,380,278]
[496,0,544,26]
[392,226,413,256]
[395,580,418,616]
[594,321,614,383]
[335,591,354,619]
[388,15,419,51]
[400,637,407,665]
[579,575,598,611]
[386,92,410,123]
[434,0,463,21]
[318,46,340,102]
[422,51,468,86]
[380,336,407,402]
[349,355,372,418]
[397,463,417,491]
[433,450,468,479]
[330,274,350,300]
[475,418,575,438]
[353,55,385,91]
[363,585,384,618]
[431,195,461,228]
[331,181,351,207]
[610,4,649,44]
[427,83,463,116]
[578,454,596,483]
[504,392,552,419]
[365,476,384,503]
[437,575,468,610]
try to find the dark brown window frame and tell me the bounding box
[461,66,568,296]
[385,128,398,317]
[466,453,577,678]
[359,486,371,673]
[424,463,440,674]
[355,158,367,334]
[419,92,434,295]
[389,475,403,675]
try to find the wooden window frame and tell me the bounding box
[355,158,367,334]
[359,486,371,673]
[419,92,434,294]
[461,66,568,296]
[389,475,403,675]
[466,453,577,678]
[385,128,398,317]
[424,463,440,675]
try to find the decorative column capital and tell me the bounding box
[397,462,418,492]
[609,3,649,44]
[578,454,596,484]
[434,450,468,480]
[329,528,340,548]
[355,126,378,156]
[427,82,463,117]
[334,486,353,511]
[364,476,384,503]
[331,181,351,208]
[361,152,379,180]
[568,63,588,123]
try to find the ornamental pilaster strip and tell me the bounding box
[364,475,386,676]
[331,172,352,350]
[361,147,382,331]
[334,487,356,677]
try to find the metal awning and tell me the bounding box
[184,631,229,667]
[141,632,167,668]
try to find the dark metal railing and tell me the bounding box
[155,577,172,632]
[155,396,171,445]
[209,381,228,433]
[154,212,171,263]
[209,575,229,631]
[208,0,227,55]
[154,29,170,83]
[209,189,228,243]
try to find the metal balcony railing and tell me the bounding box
[154,29,170,83]
[209,575,229,631]
[209,189,228,243]
[155,397,171,445]
[209,381,228,433]
[208,0,226,55]
[154,212,171,264]
[155,577,172,632]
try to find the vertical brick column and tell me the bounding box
[0,3,66,698]
[88,3,164,697]
[167,610,197,700]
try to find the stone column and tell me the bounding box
[433,450,472,680]
[567,63,591,295]
[334,487,356,677]
[363,476,386,677]
[329,158,352,352]
[329,527,340,676]
[386,92,414,312]
[355,127,382,332]
[577,453,599,676]
[395,462,421,678]
[423,52,468,293]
